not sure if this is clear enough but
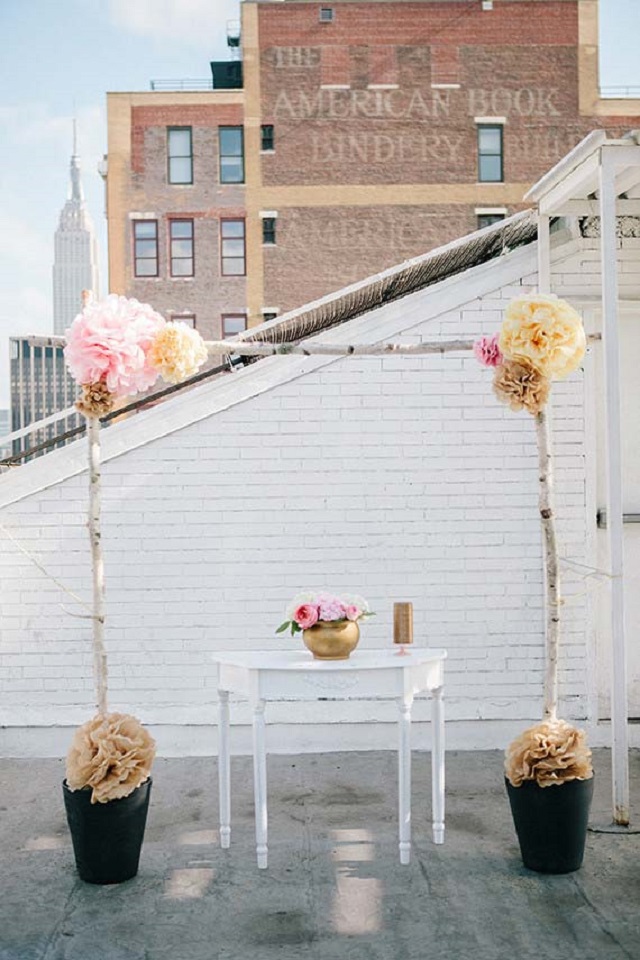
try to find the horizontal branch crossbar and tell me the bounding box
[206,333,601,358]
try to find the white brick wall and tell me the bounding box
[2,234,634,756]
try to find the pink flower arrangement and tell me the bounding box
[64,295,166,397]
[473,333,503,368]
[277,592,373,636]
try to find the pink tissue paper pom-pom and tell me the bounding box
[473,333,503,368]
[64,295,166,397]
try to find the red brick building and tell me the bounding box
[106,0,638,337]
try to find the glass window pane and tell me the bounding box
[220,157,244,183]
[135,239,157,257]
[170,221,193,238]
[223,315,246,336]
[171,239,193,257]
[136,260,157,276]
[222,239,245,257]
[221,220,244,238]
[478,127,501,154]
[479,155,502,182]
[169,157,193,184]
[135,221,157,238]
[169,128,192,156]
[171,258,193,276]
[219,127,243,156]
[222,258,245,276]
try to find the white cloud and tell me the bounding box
[108,0,240,48]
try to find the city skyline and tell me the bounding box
[0,0,638,407]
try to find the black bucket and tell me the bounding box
[505,776,593,874]
[63,778,152,884]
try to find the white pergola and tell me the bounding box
[526,130,640,828]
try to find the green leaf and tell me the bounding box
[276,621,290,634]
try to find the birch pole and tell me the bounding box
[535,408,559,721]
[88,414,108,716]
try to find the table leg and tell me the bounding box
[218,689,231,849]
[252,699,268,869]
[397,695,413,865]
[431,686,445,844]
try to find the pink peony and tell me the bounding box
[64,295,166,397]
[345,605,361,621]
[293,604,319,630]
[473,333,503,368]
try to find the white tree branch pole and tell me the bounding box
[88,416,108,716]
[205,338,477,357]
[203,334,601,359]
[535,409,559,722]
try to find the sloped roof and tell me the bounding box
[242,209,537,345]
[1,210,537,470]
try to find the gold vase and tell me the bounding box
[303,620,360,660]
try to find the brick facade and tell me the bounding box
[106,1,639,323]
[110,99,247,340]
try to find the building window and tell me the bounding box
[133,220,158,277]
[220,219,246,276]
[477,213,505,229]
[167,127,193,184]
[219,126,244,183]
[319,7,334,22]
[262,217,276,245]
[261,124,275,151]
[262,310,279,322]
[169,219,194,277]
[171,313,196,328]
[477,125,503,183]
[222,314,247,338]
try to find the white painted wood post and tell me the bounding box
[599,147,630,826]
[537,214,551,291]
[88,415,108,716]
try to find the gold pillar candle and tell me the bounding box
[393,602,414,645]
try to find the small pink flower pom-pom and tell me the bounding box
[64,295,166,398]
[473,333,503,368]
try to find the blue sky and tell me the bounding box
[0,0,638,407]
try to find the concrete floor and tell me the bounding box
[1,749,640,960]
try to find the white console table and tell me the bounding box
[213,648,446,869]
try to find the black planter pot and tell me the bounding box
[505,776,594,874]
[63,778,152,884]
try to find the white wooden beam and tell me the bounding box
[525,130,607,203]
[537,152,601,215]
[599,147,630,827]
[550,199,640,216]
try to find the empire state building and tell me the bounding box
[52,125,100,334]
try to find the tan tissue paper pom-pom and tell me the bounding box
[66,713,156,804]
[76,381,115,418]
[505,719,593,788]
[493,359,551,416]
